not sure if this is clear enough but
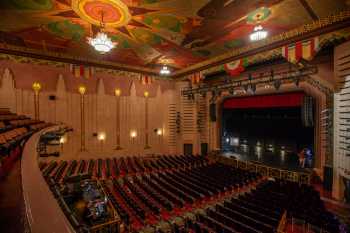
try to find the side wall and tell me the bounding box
[0,59,179,158]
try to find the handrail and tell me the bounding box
[212,155,311,185]
[277,211,287,233]
[22,126,76,233]
[90,219,120,233]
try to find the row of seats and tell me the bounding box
[251,180,340,232]
[1,110,52,178]
[105,162,259,230]
[40,155,209,182]
[186,180,340,233]
[41,155,341,233]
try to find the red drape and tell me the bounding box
[223,92,304,109]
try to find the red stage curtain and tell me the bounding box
[223,92,304,109]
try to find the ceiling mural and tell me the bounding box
[0,0,349,72]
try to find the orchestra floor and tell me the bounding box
[0,160,27,233]
[0,158,349,233]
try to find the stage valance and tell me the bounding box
[223,92,304,109]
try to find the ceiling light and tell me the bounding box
[250,25,268,41]
[160,65,171,75]
[87,11,116,54]
[88,32,116,54]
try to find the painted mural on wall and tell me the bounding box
[0,0,349,71]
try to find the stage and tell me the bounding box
[221,150,313,173]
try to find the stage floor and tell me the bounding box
[221,151,312,173]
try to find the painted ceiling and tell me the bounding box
[0,0,349,73]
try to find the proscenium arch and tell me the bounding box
[214,79,329,172]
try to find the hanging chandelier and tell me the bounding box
[87,11,116,54]
[250,25,268,41]
[160,65,171,75]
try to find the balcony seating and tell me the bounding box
[0,110,52,178]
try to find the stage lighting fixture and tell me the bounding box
[251,84,256,93]
[229,88,234,95]
[247,84,256,94]
[274,80,281,90]
[244,85,249,92]
[217,90,222,97]
[264,83,271,89]
[235,88,246,95]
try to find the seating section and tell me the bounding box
[42,155,341,233]
[0,109,52,178]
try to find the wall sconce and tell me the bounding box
[144,91,149,98]
[115,88,122,150]
[156,128,163,136]
[78,85,87,95]
[59,136,67,144]
[59,135,66,152]
[130,130,137,138]
[115,88,121,97]
[78,84,87,151]
[32,82,42,120]
[97,132,106,141]
[32,82,42,93]
[130,130,137,144]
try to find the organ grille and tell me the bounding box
[181,95,196,135]
[197,95,208,143]
[167,104,177,147]
[335,41,350,179]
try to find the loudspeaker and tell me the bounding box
[323,166,333,191]
[49,95,56,101]
[201,143,208,156]
[210,103,216,122]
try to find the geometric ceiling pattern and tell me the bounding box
[0,0,349,73]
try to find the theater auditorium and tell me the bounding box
[0,0,349,233]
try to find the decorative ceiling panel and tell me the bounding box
[0,0,349,73]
